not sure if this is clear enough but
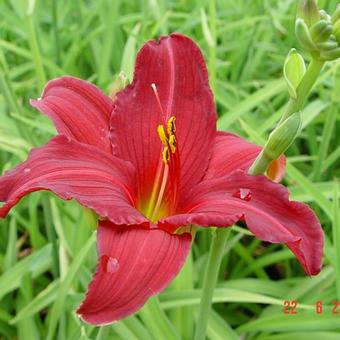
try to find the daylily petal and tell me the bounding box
[30,76,114,153]
[0,135,148,226]
[205,132,261,179]
[160,170,323,275]
[267,156,287,183]
[77,221,192,325]
[110,33,216,200]
[205,132,286,182]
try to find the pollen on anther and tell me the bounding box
[167,116,176,135]
[168,134,176,153]
[157,125,168,146]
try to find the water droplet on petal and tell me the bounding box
[101,255,120,273]
[233,188,252,201]
[24,168,31,174]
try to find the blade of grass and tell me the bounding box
[217,79,286,130]
[207,311,239,340]
[237,312,340,333]
[4,218,17,271]
[312,105,337,181]
[160,288,314,310]
[120,23,140,81]
[10,280,60,324]
[46,232,96,340]
[26,0,46,89]
[333,182,340,300]
[169,251,194,340]
[139,297,180,340]
[256,331,340,340]
[0,244,52,299]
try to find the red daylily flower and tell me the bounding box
[0,33,323,325]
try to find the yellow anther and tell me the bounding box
[157,125,168,146]
[157,116,177,164]
[167,116,176,135]
[168,134,176,153]
[162,146,170,164]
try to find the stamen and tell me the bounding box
[144,87,178,221]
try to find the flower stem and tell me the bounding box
[248,150,272,176]
[249,58,324,176]
[139,297,180,340]
[194,228,230,340]
[26,2,47,89]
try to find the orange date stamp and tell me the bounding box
[283,300,340,314]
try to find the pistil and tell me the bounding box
[143,84,178,222]
[151,163,169,221]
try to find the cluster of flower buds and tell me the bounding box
[250,1,340,177]
[296,1,340,61]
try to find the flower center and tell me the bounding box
[140,84,180,223]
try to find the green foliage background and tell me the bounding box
[0,0,339,339]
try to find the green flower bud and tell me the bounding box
[332,4,340,23]
[334,30,340,45]
[263,112,302,161]
[283,49,306,99]
[295,18,318,52]
[297,0,320,27]
[320,9,331,22]
[320,47,340,60]
[109,71,128,99]
[333,18,340,41]
[310,20,333,43]
[316,39,338,51]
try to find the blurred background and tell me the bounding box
[0,0,339,339]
